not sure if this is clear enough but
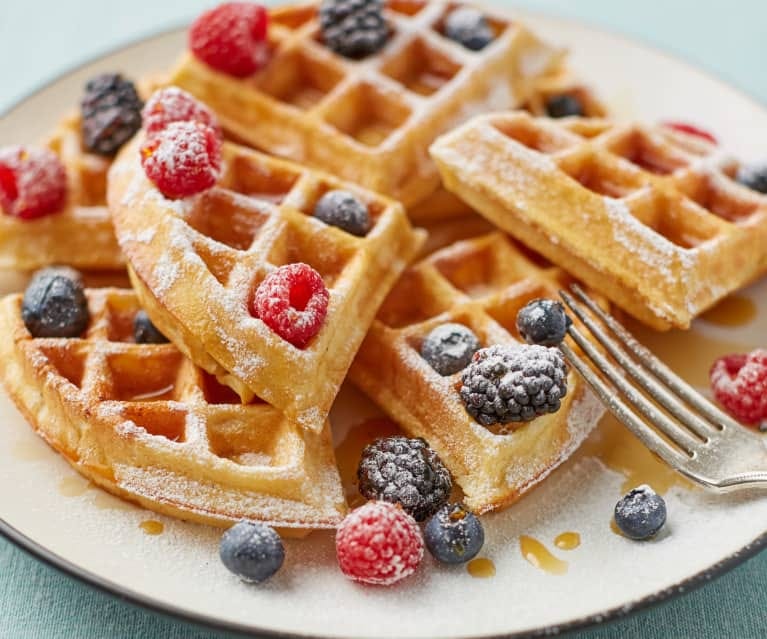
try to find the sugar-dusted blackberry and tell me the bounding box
[313,189,370,236]
[357,436,452,522]
[420,323,480,376]
[459,344,567,429]
[614,485,667,540]
[516,298,571,346]
[424,502,484,564]
[22,267,89,338]
[80,73,143,156]
[133,310,169,344]
[219,520,285,583]
[545,94,585,118]
[319,0,389,59]
[443,7,494,51]
[736,162,767,194]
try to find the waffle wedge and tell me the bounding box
[349,233,605,513]
[0,288,346,528]
[431,113,767,329]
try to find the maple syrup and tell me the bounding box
[139,520,164,535]
[700,294,757,328]
[554,532,581,550]
[467,557,496,578]
[128,383,175,402]
[519,536,568,575]
[58,476,90,497]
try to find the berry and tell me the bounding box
[140,121,222,199]
[357,436,452,521]
[142,87,222,137]
[710,349,767,426]
[0,146,67,220]
[22,267,89,338]
[80,73,143,156]
[319,0,389,59]
[516,298,571,346]
[460,344,568,429]
[443,7,494,51]
[133,310,169,344]
[313,190,370,236]
[663,121,718,145]
[614,485,667,540]
[735,162,767,195]
[545,94,585,118]
[189,2,270,77]
[336,501,423,585]
[424,503,484,564]
[420,323,480,376]
[251,263,329,348]
[219,520,285,583]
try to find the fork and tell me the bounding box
[557,284,767,491]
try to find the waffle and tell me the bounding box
[0,114,123,271]
[349,233,605,513]
[168,0,563,207]
[0,288,346,528]
[108,134,424,432]
[431,113,767,329]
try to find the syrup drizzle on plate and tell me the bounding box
[520,536,568,575]
[467,557,496,578]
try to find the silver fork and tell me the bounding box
[557,284,767,491]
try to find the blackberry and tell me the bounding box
[614,485,667,540]
[420,323,480,376]
[219,520,285,583]
[516,299,571,346]
[443,7,494,51]
[313,190,370,236]
[545,94,585,118]
[736,162,767,194]
[319,0,389,59]
[80,73,143,156]
[424,503,484,564]
[357,436,452,522]
[459,344,567,430]
[133,310,169,344]
[22,267,89,338]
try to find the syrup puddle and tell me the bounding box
[58,476,90,497]
[520,536,568,575]
[129,383,175,402]
[700,294,757,328]
[12,440,49,462]
[554,532,581,550]
[467,557,495,578]
[139,520,164,536]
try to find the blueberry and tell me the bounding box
[516,299,571,346]
[614,485,667,540]
[545,94,585,118]
[133,310,169,344]
[736,162,767,194]
[219,520,285,583]
[444,7,494,51]
[313,190,370,236]
[21,267,89,338]
[420,323,480,376]
[424,503,484,564]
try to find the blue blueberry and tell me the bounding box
[22,267,89,338]
[444,7,494,51]
[313,190,370,236]
[219,520,285,583]
[545,94,585,118]
[614,485,667,540]
[420,323,480,376]
[424,503,484,564]
[516,298,571,347]
[133,310,169,344]
[736,162,767,194]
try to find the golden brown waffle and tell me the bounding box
[0,288,346,528]
[0,115,123,271]
[108,134,424,432]
[168,0,562,207]
[431,113,767,329]
[349,233,604,513]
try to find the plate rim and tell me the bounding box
[1,10,767,639]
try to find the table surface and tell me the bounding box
[1,1,766,637]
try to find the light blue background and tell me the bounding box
[1,1,766,637]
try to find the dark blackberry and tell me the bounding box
[736,162,767,194]
[319,0,389,59]
[545,94,585,118]
[424,503,484,564]
[22,267,89,338]
[313,190,370,236]
[614,485,667,540]
[219,520,285,583]
[80,73,143,156]
[133,310,169,344]
[459,344,567,430]
[516,299,571,346]
[420,323,480,376]
[443,7,494,51]
[357,436,452,522]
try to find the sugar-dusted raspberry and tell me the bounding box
[0,146,67,220]
[189,2,270,77]
[662,121,718,145]
[142,87,222,137]
[710,349,767,427]
[140,121,222,199]
[336,501,423,586]
[251,263,329,348]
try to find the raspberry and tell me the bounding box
[0,146,67,220]
[142,87,222,138]
[335,501,423,586]
[662,122,718,145]
[710,349,767,427]
[251,263,329,348]
[140,121,222,199]
[189,2,270,77]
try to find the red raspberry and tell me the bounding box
[336,501,424,586]
[0,146,67,220]
[710,349,767,427]
[140,121,222,199]
[663,121,718,145]
[189,2,270,77]
[142,87,222,137]
[251,263,329,348]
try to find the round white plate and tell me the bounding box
[1,7,767,638]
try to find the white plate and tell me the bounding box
[1,7,767,638]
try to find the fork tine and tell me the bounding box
[569,283,741,432]
[560,289,717,441]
